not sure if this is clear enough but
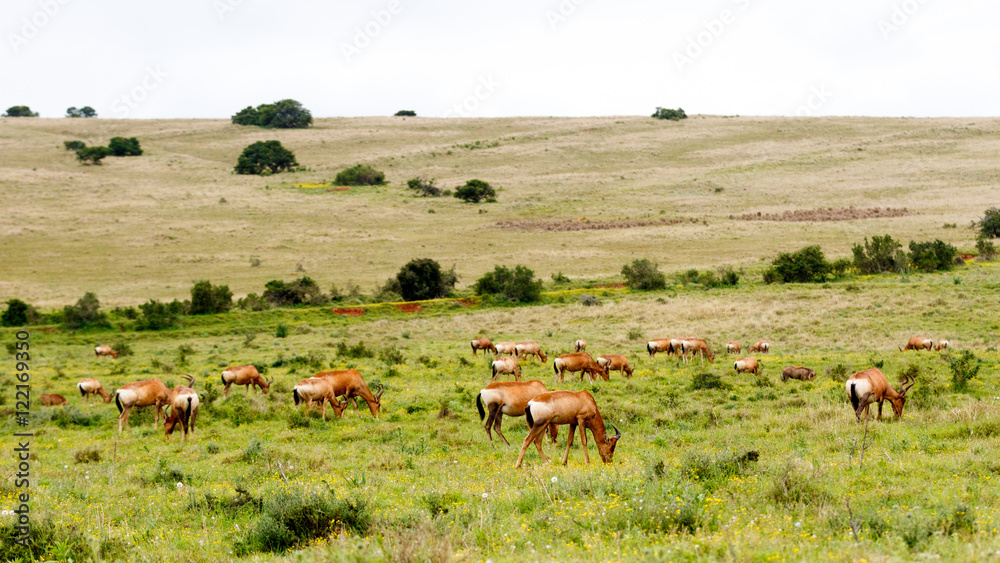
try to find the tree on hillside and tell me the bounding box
[394,258,457,301]
[234,140,298,175]
[231,99,312,129]
[3,106,38,117]
[108,136,142,156]
[189,280,233,315]
[454,179,496,203]
[474,265,543,303]
[394,110,416,116]
[76,146,111,165]
[66,106,97,118]
[652,107,687,121]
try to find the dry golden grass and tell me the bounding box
[1,115,996,307]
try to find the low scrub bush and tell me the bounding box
[148,458,194,487]
[689,373,731,391]
[2,298,38,327]
[379,346,406,365]
[579,293,601,306]
[976,237,997,260]
[768,459,829,506]
[190,280,233,314]
[63,140,85,151]
[0,518,93,562]
[680,450,758,492]
[621,259,666,290]
[852,234,906,274]
[764,245,831,283]
[335,164,385,186]
[263,276,323,306]
[63,291,109,329]
[474,265,543,303]
[337,340,375,359]
[235,489,371,554]
[907,239,957,272]
[76,145,111,164]
[453,179,495,203]
[108,136,142,156]
[135,299,185,330]
[406,176,441,197]
[947,350,980,391]
[977,207,1000,238]
[394,258,457,301]
[74,446,101,463]
[234,140,298,175]
[651,107,688,120]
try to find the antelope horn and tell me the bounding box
[901,375,916,395]
[182,374,195,387]
[375,384,385,400]
[611,423,621,440]
[267,376,275,385]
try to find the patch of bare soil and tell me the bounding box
[493,217,703,232]
[332,308,365,316]
[395,303,422,313]
[729,206,910,222]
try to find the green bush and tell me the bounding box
[652,107,687,120]
[394,258,456,301]
[190,280,233,314]
[829,257,852,278]
[336,340,375,359]
[66,106,96,118]
[0,518,92,562]
[238,292,270,311]
[379,346,406,365]
[474,265,543,303]
[76,145,111,165]
[108,136,143,156]
[136,299,185,331]
[63,292,109,329]
[948,350,980,391]
[63,140,86,151]
[977,207,1000,239]
[852,234,906,274]
[232,99,312,128]
[908,239,957,272]
[453,179,496,203]
[3,105,38,117]
[394,110,417,116]
[275,324,288,338]
[235,490,370,554]
[335,164,385,186]
[690,373,731,391]
[977,237,997,260]
[1,298,34,327]
[622,259,667,290]
[234,140,298,175]
[406,176,441,197]
[262,276,323,307]
[764,245,831,283]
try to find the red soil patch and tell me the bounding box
[456,299,476,307]
[332,307,365,317]
[959,254,975,260]
[729,206,910,222]
[329,187,350,192]
[395,303,422,313]
[596,283,625,288]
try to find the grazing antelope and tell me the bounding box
[597,355,633,378]
[574,339,587,352]
[471,338,498,356]
[646,339,671,357]
[315,369,385,418]
[115,378,171,434]
[781,366,816,382]
[39,394,67,406]
[94,345,119,359]
[164,375,200,442]
[495,342,517,356]
[680,339,714,363]
[491,356,522,382]
[292,377,348,420]
[733,358,760,374]
[515,390,621,468]
[515,342,548,363]
[935,340,949,351]
[726,341,742,354]
[899,337,933,352]
[554,352,609,383]
[475,380,558,446]
[220,365,273,396]
[845,368,915,422]
[747,341,770,354]
[77,378,112,404]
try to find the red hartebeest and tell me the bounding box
[733,357,760,374]
[680,339,714,363]
[115,378,171,434]
[781,366,816,382]
[220,365,272,396]
[164,375,200,442]
[515,390,621,467]
[491,356,522,381]
[315,369,385,418]
[515,342,548,363]
[935,340,949,351]
[471,338,498,356]
[597,355,633,378]
[292,377,348,420]
[726,341,742,354]
[845,368,915,422]
[747,341,770,354]
[476,380,558,446]
[77,378,112,404]
[495,342,517,356]
[39,394,67,406]
[898,337,933,352]
[553,352,609,383]
[95,345,119,359]
[574,339,587,352]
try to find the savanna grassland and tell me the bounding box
[1,116,1000,562]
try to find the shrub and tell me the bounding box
[621,259,666,290]
[262,276,323,306]
[948,350,980,391]
[394,258,456,301]
[3,105,38,117]
[690,373,731,391]
[474,265,543,303]
[235,490,370,554]
[379,346,406,365]
[238,292,270,311]
[764,245,831,283]
[651,107,687,120]
[908,239,957,272]
[108,136,142,156]
[977,237,998,260]
[627,327,643,341]
[63,292,108,329]
[232,99,312,128]
[235,140,298,175]
[74,446,101,463]
[190,280,233,314]
[275,324,288,338]
[336,340,375,359]
[76,145,111,165]
[66,106,96,118]
[136,299,185,331]
[827,363,850,382]
[579,293,601,306]
[63,140,86,151]
[406,176,441,197]
[1,299,35,327]
[0,518,92,562]
[829,257,852,277]
[335,164,385,186]
[768,459,829,506]
[453,179,496,203]
[977,207,1000,239]
[852,234,905,274]
[680,450,758,492]
[111,340,133,357]
[394,110,417,116]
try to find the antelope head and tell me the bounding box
[598,423,622,463]
[260,376,275,394]
[889,375,916,419]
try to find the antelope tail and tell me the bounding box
[849,383,860,411]
[183,397,193,426]
[293,388,301,406]
[553,362,559,375]
[525,404,534,428]
[78,383,86,397]
[220,375,226,385]
[115,392,123,414]
[476,393,485,421]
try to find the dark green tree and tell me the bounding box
[394,110,416,116]
[852,235,905,274]
[335,164,385,186]
[454,179,496,203]
[234,141,298,175]
[474,265,543,303]
[64,140,86,151]
[406,177,441,197]
[76,146,111,165]
[63,292,108,329]
[66,106,97,118]
[977,207,1000,239]
[652,107,687,120]
[621,259,667,290]
[1,299,31,327]
[189,280,233,315]
[3,106,38,117]
[908,239,957,272]
[231,106,261,126]
[108,137,142,156]
[394,258,456,301]
[262,277,323,306]
[258,99,313,129]
[764,246,831,283]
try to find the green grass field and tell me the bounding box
[1,116,1000,562]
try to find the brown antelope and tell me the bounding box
[747,341,770,353]
[495,342,517,356]
[553,352,609,383]
[94,345,119,359]
[292,377,348,420]
[164,375,200,442]
[39,394,67,406]
[515,342,548,363]
[597,355,633,378]
[471,338,497,356]
[733,358,760,374]
[476,380,558,446]
[574,339,587,352]
[781,366,816,382]
[115,378,171,434]
[220,365,273,396]
[726,341,742,354]
[515,390,621,467]
[899,337,933,351]
[845,368,915,422]
[77,378,112,404]
[935,340,949,351]
[491,356,522,382]
[646,339,672,357]
[315,369,385,418]
[680,339,714,363]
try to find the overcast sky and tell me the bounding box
[4,0,998,119]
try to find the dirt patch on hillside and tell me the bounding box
[395,303,422,313]
[494,217,703,232]
[332,307,365,316]
[456,299,476,307]
[729,206,911,222]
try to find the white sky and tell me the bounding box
[3,0,998,119]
